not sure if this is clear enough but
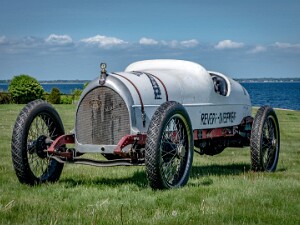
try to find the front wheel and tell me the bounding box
[145,101,194,189]
[250,106,280,172]
[11,100,65,185]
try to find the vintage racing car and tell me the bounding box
[11,59,280,189]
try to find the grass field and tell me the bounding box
[0,104,299,225]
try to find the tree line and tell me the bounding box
[0,74,87,104]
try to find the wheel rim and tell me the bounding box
[26,113,58,179]
[261,115,279,171]
[159,114,190,186]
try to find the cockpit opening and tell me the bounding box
[210,73,228,96]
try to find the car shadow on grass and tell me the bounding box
[60,170,148,189]
[60,163,250,189]
[188,163,250,187]
[190,163,250,177]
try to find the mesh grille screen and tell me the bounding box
[76,87,130,145]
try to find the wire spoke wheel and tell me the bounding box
[11,100,65,185]
[250,106,280,172]
[261,116,278,170]
[27,114,57,178]
[145,101,193,189]
[160,116,188,185]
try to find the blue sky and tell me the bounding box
[0,0,300,80]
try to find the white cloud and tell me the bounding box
[215,40,244,49]
[180,39,199,48]
[274,42,300,49]
[45,34,73,45]
[139,37,158,45]
[81,35,127,48]
[0,35,6,44]
[248,45,267,54]
[169,40,179,48]
[160,39,199,48]
[0,36,45,54]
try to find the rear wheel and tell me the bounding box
[250,106,280,172]
[11,100,65,185]
[145,101,194,189]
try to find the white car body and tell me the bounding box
[75,59,251,153]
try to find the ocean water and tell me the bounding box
[241,82,300,110]
[1,82,299,110]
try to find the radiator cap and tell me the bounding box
[99,62,107,85]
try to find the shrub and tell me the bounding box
[48,87,61,104]
[60,95,73,104]
[0,92,12,104]
[8,75,44,104]
[72,88,82,101]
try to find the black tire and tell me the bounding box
[145,101,194,189]
[11,100,65,185]
[250,106,280,172]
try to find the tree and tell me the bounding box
[48,87,61,104]
[8,75,44,104]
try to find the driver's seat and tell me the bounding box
[211,75,228,96]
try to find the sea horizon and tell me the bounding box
[1,80,299,111]
[1,77,300,84]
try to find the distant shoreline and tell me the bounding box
[0,78,300,84]
[237,80,300,83]
[0,80,90,84]
[235,79,300,83]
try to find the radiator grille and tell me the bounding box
[76,87,130,145]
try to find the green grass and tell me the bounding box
[0,104,299,225]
